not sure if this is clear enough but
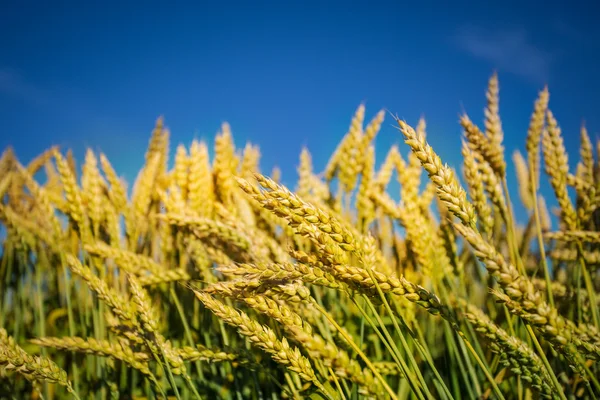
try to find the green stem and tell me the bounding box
[528,158,554,307]
[360,296,426,399]
[575,240,600,329]
[525,325,567,400]
[312,300,399,400]
[359,254,431,398]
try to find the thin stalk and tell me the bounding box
[170,286,206,383]
[35,253,49,400]
[311,300,399,400]
[524,325,567,400]
[501,178,526,275]
[410,322,455,400]
[574,240,600,329]
[436,284,482,397]
[329,367,347,400]
[528,158,554,307]
[60,252,80,394]
[348,296,407,395]
[361,296,427,400]
[358,257,431,399]
[157,344,183,400]
[460,336,506,400]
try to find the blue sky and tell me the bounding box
[1,1,599,225]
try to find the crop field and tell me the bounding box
[0,74,599,399]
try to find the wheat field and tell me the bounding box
[0,73,599,399]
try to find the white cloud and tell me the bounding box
[0,67,49,106]
[453,26,554,84]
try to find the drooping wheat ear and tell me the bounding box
[395,117,477,228]
[138,269,190,286]
[452,223,588,374]
[31,337,155,378]
[207,279,383,396]
[66,254,138,326]
[544,230,600,244]
[526,86,550,190]
[84,241,163,275]
[174,143,189,201]
[183,238,213,278]
[128,275,187,376]
[550,248,600,265]
[0,329,78,398]
[512,150,535,210]
[204,278,310,304]
[327,260,453,319]
[458,301,555,398]
[213,203,270,261]
[127,275,160,332]
[542,110,577,230]
[460,114,505,178]
[462,141,494,236]
[373,362,402,377]
[178,344,241,363]
[160,213,253,254]
[188,140,215,217]
[213,122,238,210]
[204,245,235,267]
[219,261,342,290]
[207,280,314,331]
[194,291,319,385]
[491,289,590,376]
[565,320,600,361]
[238,173,357,251]
[369,188,401,219]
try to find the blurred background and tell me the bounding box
[1,0,599,223]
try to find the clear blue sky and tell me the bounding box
[1,1,599,224]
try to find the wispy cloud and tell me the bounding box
[452,26,554,84]
[0,67,49,106]
[0,66,128,152]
